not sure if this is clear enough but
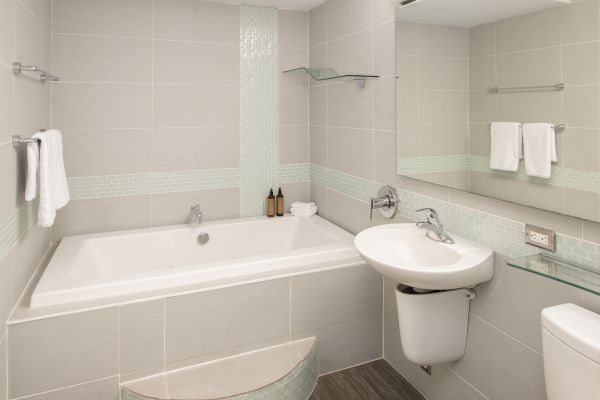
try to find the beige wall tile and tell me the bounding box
[471,254,582,352]
[280,182,310,212]
[153,0,239,43]
[119,300,165,379]
[564,86,600,128]
[498,176,564,215]
[279,10,308,49]
[496,47,561,88]
[469,123,490,156]
[0,67,14,145]
[0,335,5,400]
[151,188,240,226]
[153,127,239,171]
[63,130,153,176]
[165,279,290,368]
[326,0,371,41]
[396,55,418,90]
[310,183,328,218]
[309,3,327,47]
[326,190,371,235]
[374,77,395,132]
[418,24,468,58]
[51,196,152,242]
[418,91,468,124]
[309,85,327,125]
[11,225,49,302]
[154,84,239,128]
[395,22,420,55]
[410,171,469,192]
[582,291,600,313]
[497,91,562,123]
[279,47,309,87]
[450,316,546,400]
[20,377,119,400]
[418,123,468,156]
[374,22,395,77]
[583,220,600,244]
[291,265,382,373]
[469,22,495,58]
[449,373,487,400]
[328,29,374,75]
[469,92,496,123]
[52,83,152,129]
[8,308,118,398]
[372,0,395,25]
[562,42,599,86]
[564,188,600,221]
[15,2,43,68]
[496,7,560,53]
[396,123,418,157]
[328,82,374,129]
[52,0,152,37]
[309,125,327,166]
[469,171,498,198]
[419,57,468,91]
[154,40,239,85]
[309,43,327,70]
[280,86,309,125]
[0,145,20,223]
[328,127,374,180]
[559,0,600,45]
[20,0,51,29]
[562,128,599,171]
[52,35,152,83]
[14,77,50,135]
[0,0,14,66]
[469,56,495,91]
[279,125,308,164]
[374,130,401,185]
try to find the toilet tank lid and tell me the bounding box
[542,303,600,364]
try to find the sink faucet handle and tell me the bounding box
[416,207,439,221]
[190,203,200,211]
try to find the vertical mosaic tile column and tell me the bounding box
[240,5,279,217]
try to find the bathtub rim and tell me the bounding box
[9,215,365,324]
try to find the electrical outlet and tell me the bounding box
[525,224,556,252]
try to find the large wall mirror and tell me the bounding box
[395,0,600,222]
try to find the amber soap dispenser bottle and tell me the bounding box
[276,187,284,216]
[267,189,276,218]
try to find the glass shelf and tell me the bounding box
[283,67,379,88]
[507,254,600,296]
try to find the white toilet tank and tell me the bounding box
[542,303,600,400]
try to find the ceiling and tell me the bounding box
[395,0,570,28]
[212,0,327,11]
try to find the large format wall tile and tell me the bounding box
[20,377,119,400]
[8,308,118,398]
[327,127,374,179]
[119,300,165,379]
[291,265,383,374]
[165,279,290,368]
[0,334,6,400]
[52,0,152,37]
[0,67,14,144]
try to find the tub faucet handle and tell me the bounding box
[190,203,203,226]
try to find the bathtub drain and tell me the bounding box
[197,232,210,245]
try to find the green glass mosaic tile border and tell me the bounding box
[0,201,37,263]
[396,155,469,175]
[470,155,600,193]
[66,165,309,201]
[239,5,279,217]
[311,165,600,271]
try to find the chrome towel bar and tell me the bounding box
[487,83,564,93]
[487,123,566,133]
[12,129,46,147]
[12,62,59,83]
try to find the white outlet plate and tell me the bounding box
[525,224,556,252]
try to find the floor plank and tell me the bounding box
[309,360,426,400]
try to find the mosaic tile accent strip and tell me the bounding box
[239,5,279,217]
[396,155,469,175]
[121,343,317,400]
[311,164,380,203]
[470,155,600,194]
[0,200,37,263]
[279,163,310,184]
[67,169,242,200]
[311,164,600,271]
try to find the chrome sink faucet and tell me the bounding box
[416,208,455,244]
[189,203,203,226]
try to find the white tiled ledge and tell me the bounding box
[121,338,317,400]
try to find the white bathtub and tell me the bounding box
[31,215,359,308]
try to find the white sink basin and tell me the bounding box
[354,223,493,290]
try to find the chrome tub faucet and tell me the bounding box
[190,203,203,226]
[416,208,455,244]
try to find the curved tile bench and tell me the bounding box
[121,337,317,400]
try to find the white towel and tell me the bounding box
[523,123,557,179]
[25,130,70,227]
[290,202,316,210]
[291,203,317,218]
[489,122,522,171]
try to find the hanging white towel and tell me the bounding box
[25,130,70,227]
[489,122,522,171]
[523,123,557,179]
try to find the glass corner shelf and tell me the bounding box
[283,67,379,88]
[507,253,600,296]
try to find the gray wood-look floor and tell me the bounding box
[309,360,426,400]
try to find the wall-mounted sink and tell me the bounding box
[354,223,493,290]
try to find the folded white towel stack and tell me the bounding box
[489,122,522,171]
[523,123,557,179]
[25,129,70,227]
[290,202,317,218]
